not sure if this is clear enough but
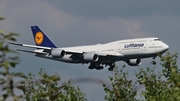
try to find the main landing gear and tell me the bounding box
[88,63,104,70]
[88,62,115,71]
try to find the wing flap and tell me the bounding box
[96,51,124,57]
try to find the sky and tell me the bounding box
[0,0,180,101]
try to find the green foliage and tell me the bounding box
[104,65,137,101]
[136,67,171,101]
[0,29,27,100]
[104,52,180,101]
[160,52,180,100]
[137,52,180,101]
[21,68,87,101]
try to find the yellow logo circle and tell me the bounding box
[35,32,44,45]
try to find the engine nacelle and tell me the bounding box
[126,59,141,66]
[51,49,66,58]
[83,53,99,62]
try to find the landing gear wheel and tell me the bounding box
[151,61,156,65]
[95,66,104,70]
[88,66,94,69]
[100,66,104,69]
[89,63,104,70]
[108,63,115,71]
[108,67,113,71]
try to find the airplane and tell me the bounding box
[8,26,169,71]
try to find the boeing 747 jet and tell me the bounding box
[8,26,169,71]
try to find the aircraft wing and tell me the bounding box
[8,42,123,61]
[8,42,84,54]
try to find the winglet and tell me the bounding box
[31,26,57,48]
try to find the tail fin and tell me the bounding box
[31,26,57,48]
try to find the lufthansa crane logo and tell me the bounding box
[35,32,44,45]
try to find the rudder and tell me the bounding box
[31,26,57,48]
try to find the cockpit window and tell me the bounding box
[154,39,160,41]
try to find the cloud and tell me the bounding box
[47,0,180,19]
[0,0,148,47]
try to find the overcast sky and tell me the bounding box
[0,0,180,100]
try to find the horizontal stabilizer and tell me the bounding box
[7,42,51,50]
[7,42,23,46]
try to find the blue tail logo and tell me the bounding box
[31,26,57,48]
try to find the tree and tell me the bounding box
[0,16,27,101]
[136,52,179,101]
[104,65,137,101]
[160,52,180,100]
[104,52,180,101]
[136,65,171,100]
[21,68,86,101]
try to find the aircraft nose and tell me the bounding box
[164,43,169,51]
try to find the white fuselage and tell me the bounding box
[35,37,169,64]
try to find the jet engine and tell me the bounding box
[51,49,66,58]
[126,59,141,66]
[83,53,99,62]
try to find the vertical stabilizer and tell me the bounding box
[31,26,57,48]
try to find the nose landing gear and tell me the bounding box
[151,56,157,65]
[88,62,115,71]
[151,61,156,65]
[88,63,104,70]
[108,62,115,71]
